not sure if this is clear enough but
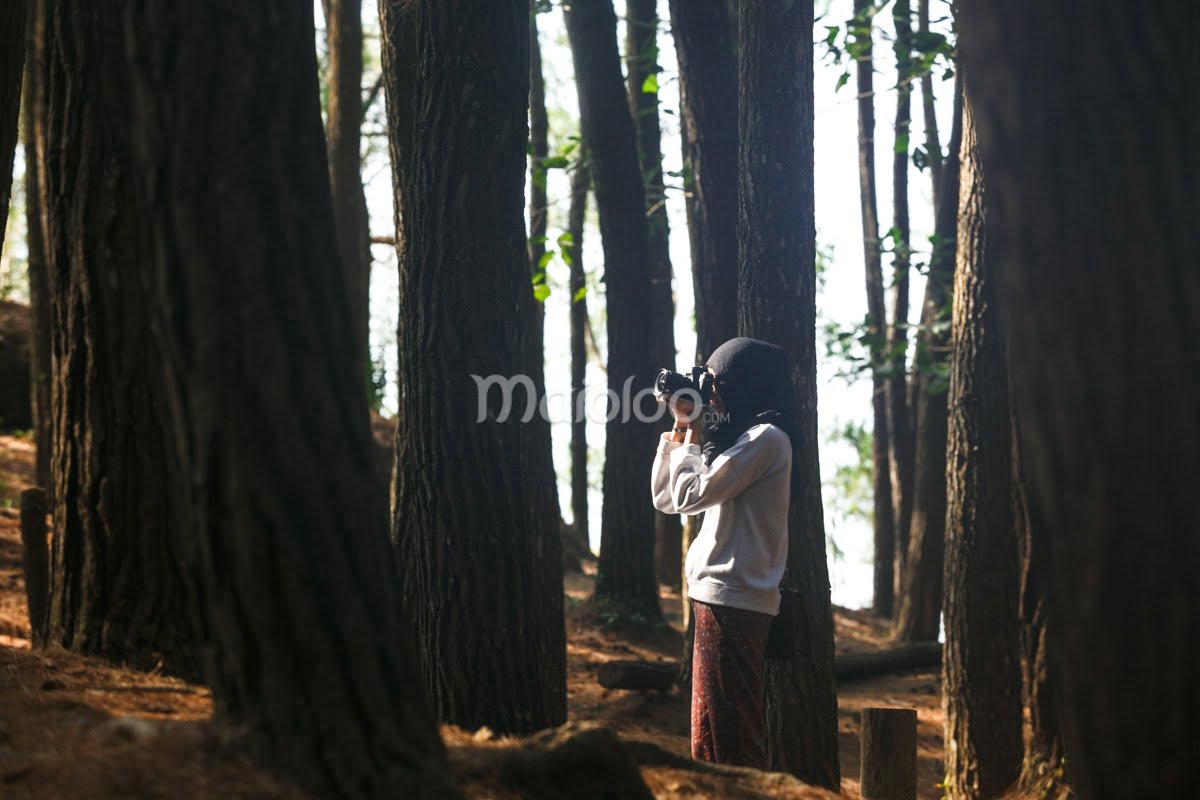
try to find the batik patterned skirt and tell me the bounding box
[690,599,774,769]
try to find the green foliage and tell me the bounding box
[819,0,956,92]
[824,421,874,533]
[367,345,388,413]
[641,73,658,94]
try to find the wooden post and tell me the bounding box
[860,707,917,800]
[19,487,49,644]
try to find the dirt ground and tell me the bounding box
[0,433,947,799]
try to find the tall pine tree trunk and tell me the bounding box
[894,74,961,643]
[391,0,567,732]
[120,2,458,794]
[668,0,738,362]
[738,0,839,787]
[322,0,372,400]
[567,153,591,562]
[626,0,680,591]
[887,0,915,601]
[564,0,661,620]
[23,32,51,496]
[37,0,202,678]
[851,0,896,619]
[958,3,1200,795]
[917,0,942,214]
[941,88,1023,800]
[0,0,25,255]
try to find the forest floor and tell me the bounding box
[0,433,947,799]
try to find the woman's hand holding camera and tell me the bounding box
[659,393,699,443]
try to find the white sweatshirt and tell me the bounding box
[650,423,792,616]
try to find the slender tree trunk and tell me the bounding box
[322,0,372,400]
[527,6,569,575]
[390,0,567,733]
[917,0,942,216]
[942,88,1023,800]
[894,74,962,643]
[0,0,26,255]
[958,4,1200,796]
[120,2,459,795]
[850,0,895,618]
[567,152,591,563]
[887,0,915,601]
[626,0,680,591]
[667,0,738,362]
[23,38,50,494]
[37,0,203,678]
[564,0,661,620]
[737,0,839,787]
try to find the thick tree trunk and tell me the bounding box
[23,41,51,494]
[737,0,840,787]
[893,75,962,643]
[0,0,25,256]
[19,487,48,644]
[378,0,417,268]
[886,0,915,600]
[568,154,591,562]
[564,0,660,620]
[941,89,1023,800]
[667,0,738,362]
[390,0,567,733]
[119,2,459,795]
[527,7,569,576]
[1013,411,1063,789]
[851,0,895,619]
[322,0,371,400]
[37,0,203,678]
[957,4,1200,796]
[626,0,680,591]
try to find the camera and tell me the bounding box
[653,366,715,406]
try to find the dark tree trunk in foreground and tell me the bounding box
[568,154,591,560]
[737,0,840,787]
[527,7,568,574]
[23,46,51,494]
[668,0,738,362]
[322,0,372,399]
[887,0,915,599]
[851,0,895,619]
[958,4,1200,796]
[564,0,660,620]
[941,90,1023,799]
[626,0,680,591]
[37,0,202,678]
[120,2,458,795]
[1013,412,1064,790]
[894,75,961,643]
[0,0,25,255]
[390,0,566,732]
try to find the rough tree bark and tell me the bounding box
[737,0,840,787]
[119,1,460,795]
[893,74,961,644]
[850,0,895,619]
[390,0,567,732]
[0,0,26,256]
[957,3,1200,796]
[527,6,570,575]
[626,0,680,591]
[886,0,915,600]
[36,0,203,678]
[568,153,592,561]
[564,0,661,620]
[321,0,372,399]
[941,88,1023,800]
[667,0,738,362]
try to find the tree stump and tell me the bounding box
[19,487,49,644]
[860,707,917,800]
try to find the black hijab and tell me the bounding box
[702,337,797,465]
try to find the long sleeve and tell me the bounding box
[667,430,782,515]
[650,433,682,513]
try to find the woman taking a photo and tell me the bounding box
[651,337,794,769]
